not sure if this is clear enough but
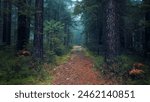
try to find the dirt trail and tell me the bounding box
[51,46,117,85]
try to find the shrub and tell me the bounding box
[54,45,66,56]
[45,50,57,63]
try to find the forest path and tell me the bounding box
[51,46,116,85]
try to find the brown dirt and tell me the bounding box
[51,46,118,85]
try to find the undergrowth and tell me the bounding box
[118,55,150,85]
[84,49,150,85]
[0,46,71,85]
[83,49,104,71]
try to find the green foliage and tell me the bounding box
[0,44,71,84]
[0,47,52,85]
[45,50,57,63]
[116,55,150,84]
[92,55,104,71]
[83,49,104,71]
[0,0,72,84]
[83,48,150,84]
[115,55,137,77]
[44,20,64,35]
[44,20,69,57]
[45,46,71,64]
[54,44,66,56]
[55,52,71,65]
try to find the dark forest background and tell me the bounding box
[0,0,150,84]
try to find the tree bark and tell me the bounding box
[103,0,120,66]
[0,0,2,44]
[33,0,44,60]
[119,0,126,50]
[17,0,28,51]
[26,0,31,44]
[3,0,11,45]
[143,0,150,57]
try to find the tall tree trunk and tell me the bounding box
[0,0,2,44]
[66,25,70,47]
[33,0,44,60]
[143,0,150,57]
[119,0,126,50]
[17,0,28,51]
[103,0,120,69]
[26,0,31,44]
[3,0,11,45]
[96,1,103,55]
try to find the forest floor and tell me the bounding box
[51,46,118,85]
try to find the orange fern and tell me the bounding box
[129,69,144,75]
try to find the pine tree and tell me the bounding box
[33,0,44,60]
[143,0,150,56]
[0,0,2,44]
[17,0,28,51]
[103,0,120,67]
[3,0,11,45]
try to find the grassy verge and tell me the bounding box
[38,52,71,85]
[83,49,104,72]
[83,49,150,85]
